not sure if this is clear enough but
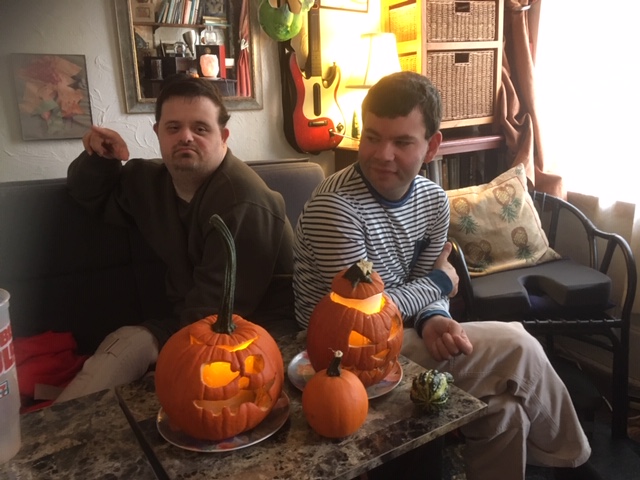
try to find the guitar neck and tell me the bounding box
[306,4,322,78]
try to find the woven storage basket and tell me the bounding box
[427,50,495,121]
[426,0,497,42]
[388,2,418,42]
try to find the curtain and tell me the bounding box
[498,0,563,197]
[237,0,252,97]
[535,1,640,318]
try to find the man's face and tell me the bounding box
[153,96,229,180]
[358,107,441,201]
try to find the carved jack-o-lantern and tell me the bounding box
[155,215,284,441]
[306,260,403,387]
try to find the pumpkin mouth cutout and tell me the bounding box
[193,378,276,414]
[330,292,384,314]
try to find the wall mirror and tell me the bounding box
[115,0,263,113]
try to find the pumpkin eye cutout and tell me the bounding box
[201,361,239,388]
[244,354,264,374]
[348,330,373,347]
[189,335,257,351]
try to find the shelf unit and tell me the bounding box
[381,0,504,130]
[334,130,506,186]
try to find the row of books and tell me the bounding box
[155,0,205,25]
[422,153,488,191]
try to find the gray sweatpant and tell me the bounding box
[54,326,159,404]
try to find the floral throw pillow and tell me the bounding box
[446,164,561,277]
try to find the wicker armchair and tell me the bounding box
[449,190,637,439]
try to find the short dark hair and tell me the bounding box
[155,74,231,127]
[361,71,442,139]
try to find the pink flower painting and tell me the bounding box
[12,54,93,140]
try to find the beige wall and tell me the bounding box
[0,0,380,181]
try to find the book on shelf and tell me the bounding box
[447,155,460,190]
[154,0,202,24]
[425,156,443,186]
[424,152,490,190]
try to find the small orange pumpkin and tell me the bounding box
[302,350,368,438]
[306,260,403,387]
[155,215,284,441]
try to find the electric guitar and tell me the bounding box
[279,2,346,154]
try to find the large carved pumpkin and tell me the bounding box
[155,215,284,441]
[306,260,403,387]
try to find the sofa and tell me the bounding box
[0,159,325,355]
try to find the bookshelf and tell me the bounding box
[333,130,506,190]
[381,0,504,130]
[130,0,236,98]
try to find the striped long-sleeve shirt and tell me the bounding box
[293,164,453,333]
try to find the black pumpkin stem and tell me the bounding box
[327,350,344,377]
[342,259,374,288]
[209,214,236,335]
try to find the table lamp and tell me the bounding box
[347,32,402,89]
[346,32,401,139]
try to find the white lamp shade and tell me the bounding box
[347,32,401,89]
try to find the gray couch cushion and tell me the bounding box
[471,259,612,320]
[0,160,325,354]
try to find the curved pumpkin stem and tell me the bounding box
[208,214,236,335]
[327,350,344,377]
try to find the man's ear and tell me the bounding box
[153,123,159,135]
[423,131,443,165]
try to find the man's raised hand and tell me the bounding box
[82,126,130,161]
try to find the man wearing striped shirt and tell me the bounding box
[293,72,598,480]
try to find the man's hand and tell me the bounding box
[434,242,459,297]
[82,126,130,161]
[421,315,473,361]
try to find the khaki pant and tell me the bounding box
[54,326,158,403]
[402,322,591,480]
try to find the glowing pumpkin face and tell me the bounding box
[306,260,403,387]
[155,214,284,441]
[155,315,284,441]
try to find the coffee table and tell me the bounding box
[0,388,157,479]
[116,330,486,480]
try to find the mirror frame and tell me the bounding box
[114,0,263,114]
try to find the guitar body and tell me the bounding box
[288,53,344,153]
[278,3,345,154]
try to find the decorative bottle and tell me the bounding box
[0,289,21,464]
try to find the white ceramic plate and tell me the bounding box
[156,391,290,452]
[287,350,402,399]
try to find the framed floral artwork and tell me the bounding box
[11,54,93,141]
[320,0,368,13]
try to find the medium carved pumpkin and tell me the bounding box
[155,215,284,441]
[302,350,368,438]
[306,260,403,387]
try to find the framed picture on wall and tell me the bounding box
[319,0,368,13]
[132,0,158,22]
[11,54,93,141]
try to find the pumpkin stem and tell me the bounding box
[327,350,344,377]
[209,214,236,335]
[343,259,374,288]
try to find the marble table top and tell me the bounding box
[117,330,487,480]
[0,388,157,480]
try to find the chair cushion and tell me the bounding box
[447,164,560,277]
[470,259,612,319]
